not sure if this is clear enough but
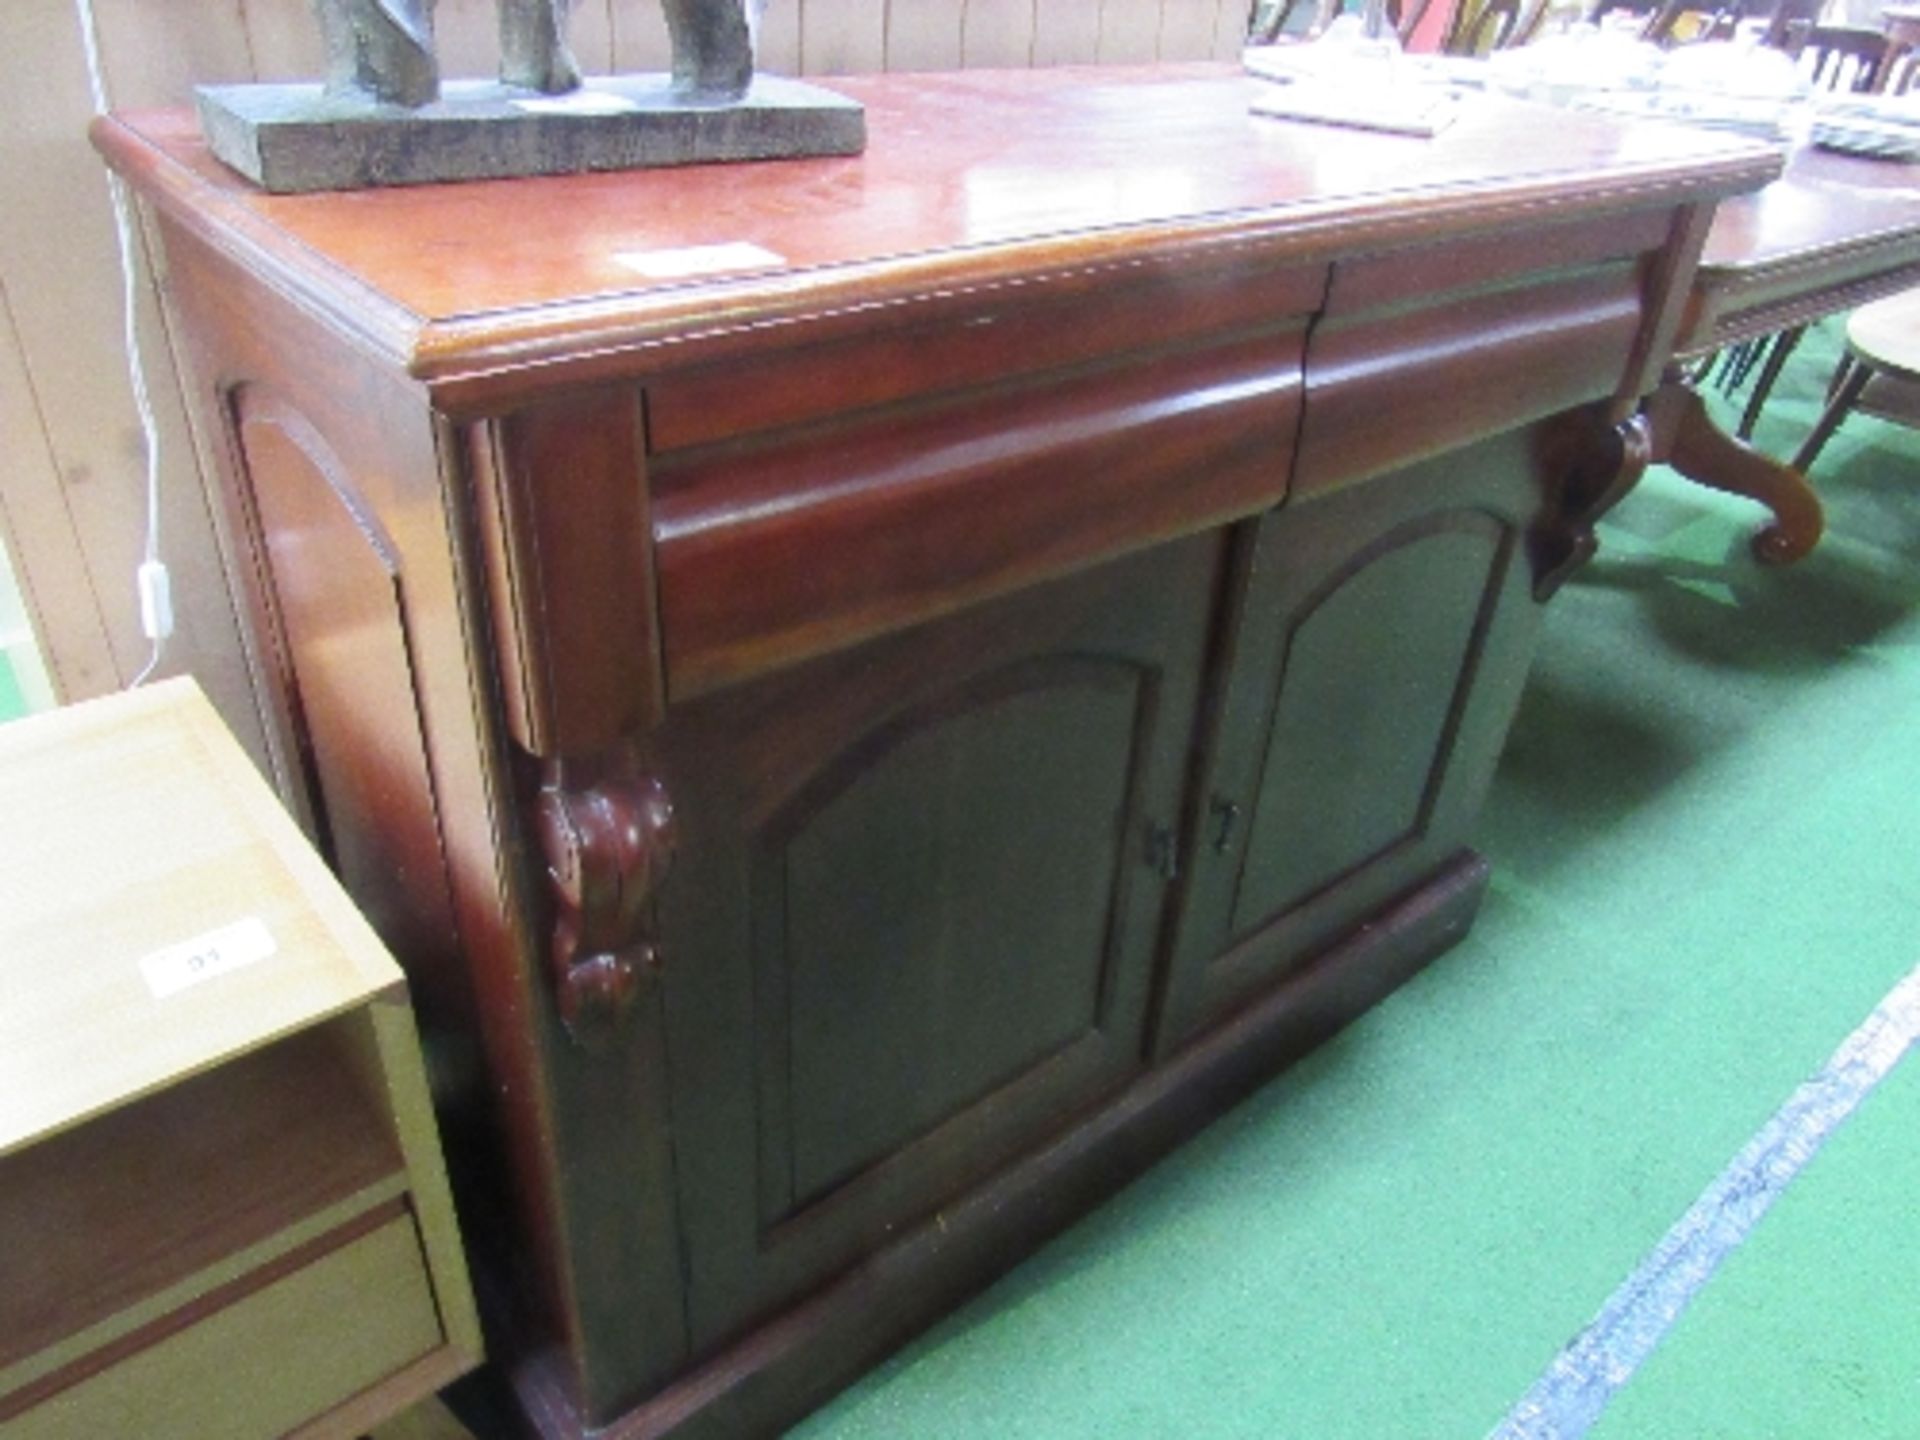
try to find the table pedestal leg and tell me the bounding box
[1643,368,1825,565]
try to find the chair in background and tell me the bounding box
[1444,0,1548,53]
[1797,22,1892,88]
[1590,0,1787,46]
[1758,0,1824,46]
[1626,0,1748,44]
[1885,4,1920,92]
[1249,0,1330,42]
[1719,18,1904,437]
[1791,290,1920,472]
[1250,0,1440,45]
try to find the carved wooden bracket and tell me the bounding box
[534,748,677,1046]
[1530,409,1653,601]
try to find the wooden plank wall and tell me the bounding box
[0,0,1253,777]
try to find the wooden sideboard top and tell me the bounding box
[0,678,403,1156]
[96,64,1779,400]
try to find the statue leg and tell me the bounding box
[500,0,582,94]
[661,0,753,100]
[311,0,439,106]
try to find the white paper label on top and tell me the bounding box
[511,91,641,116]
[139,917,278,999]
[612,241,788,280]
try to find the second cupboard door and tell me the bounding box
[655,533,1225,1354]
[1157,428,1551,1048]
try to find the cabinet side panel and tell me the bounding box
[150,214,678,1420]
[233,390,462,988]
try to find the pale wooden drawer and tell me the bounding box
[9,1213,441,1440]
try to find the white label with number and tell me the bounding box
[138,917,278,999]
[612,241,787,279]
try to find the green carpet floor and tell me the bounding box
[798,317,1920,1439]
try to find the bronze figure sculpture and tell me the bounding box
[314,0,754,106]
[196,0,860,191]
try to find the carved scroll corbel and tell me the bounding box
[534,747,677,1046]
[1530,409,1654,601]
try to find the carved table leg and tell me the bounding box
[1643,367,1825,566]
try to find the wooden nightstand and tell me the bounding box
[0,678,481,1439]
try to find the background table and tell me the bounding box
[1647,143,1920,561]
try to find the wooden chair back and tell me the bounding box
[1794,23,1891,89]
[1252,0,1437,45]
[1444,0,1546,54]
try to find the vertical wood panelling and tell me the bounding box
[240,0,617,81]
[802,0,887,73]
[0,283,119,700]
[757,0,804,72]
[1211,0,1253,57]
[1,0,265,768]
[885,0,963,70]
[962,0,1038,66]
[568,0,614,73]
[240,0,329,82]
[94,0,254,101]
[428,0,501,79]
[124,230,267,749]
[571,0,617,73]
[1098,0,1164,60]
[1032,0,1102,62]
[611,0,674,71]
[1160,0,1227,58]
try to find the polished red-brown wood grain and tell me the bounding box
[653,327,1304,697]
[153,212,617,1401]
[1683,145,1920,354]
[94,67,1777,406]
[94,66,1787,1440]
[1297,264,1646,495]
[643,255,1326,454]
[1322,209,1673,314]
[471,388,664,757]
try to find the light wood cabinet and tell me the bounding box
[0,680,480,1439]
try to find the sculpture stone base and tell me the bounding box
[195,74,865,193]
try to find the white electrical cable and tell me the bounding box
[74,0,171,687]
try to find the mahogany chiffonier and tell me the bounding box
[95,65,1776,1439]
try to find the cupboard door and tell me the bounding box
[655,533,1224,1353]
[1158,428,1550,1048]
